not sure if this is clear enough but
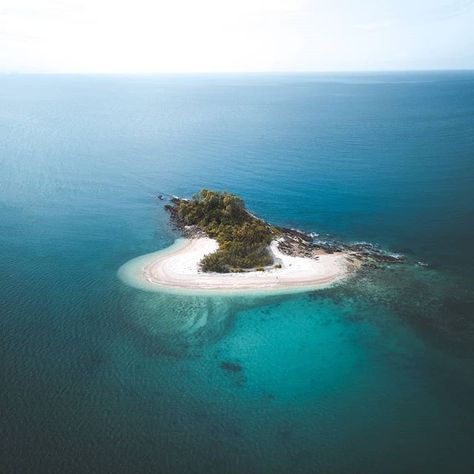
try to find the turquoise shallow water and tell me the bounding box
[1,72,473,473]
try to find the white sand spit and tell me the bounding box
[118,238,351,295]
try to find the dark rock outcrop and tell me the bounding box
[164,195,405,268]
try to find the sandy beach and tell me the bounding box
[118,237,352,294]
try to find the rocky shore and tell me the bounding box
[274,226,405,266]
[163,195,405,270]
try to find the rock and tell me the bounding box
[276,226,313,243]
[220,361,242,373]
[182,225,207,239]
[164,195,406,267]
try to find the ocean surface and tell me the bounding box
[1,72,473,473]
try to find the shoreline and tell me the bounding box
[118,238,353,295]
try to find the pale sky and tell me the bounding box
[1,0,473,73]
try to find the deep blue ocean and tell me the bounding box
[1,72,473,473]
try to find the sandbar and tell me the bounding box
[118,238,352,295]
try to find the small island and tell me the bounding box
[119,189,403,294]
[166,189,278,272]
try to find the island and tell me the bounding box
[119,189,404,294]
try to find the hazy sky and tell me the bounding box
[1,0,473,73]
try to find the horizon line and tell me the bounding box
[1,68,474,76]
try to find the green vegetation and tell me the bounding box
[174,189,277,273]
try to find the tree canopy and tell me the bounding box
[174,189,276,272]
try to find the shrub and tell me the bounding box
[174,189,276,273]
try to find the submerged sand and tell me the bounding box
[118,237,352,295]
